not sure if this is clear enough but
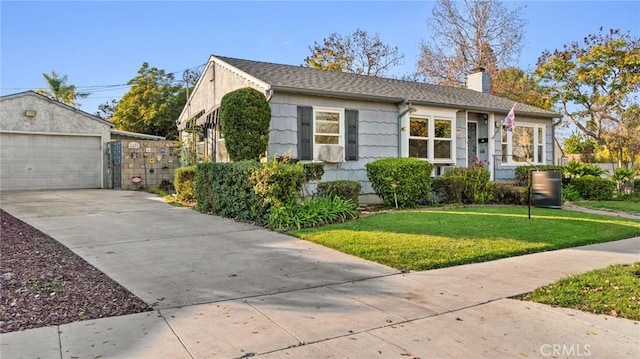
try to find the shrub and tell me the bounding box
[490,183,529,205]
[571,176,615,201]
[443,166,493,204]
[562,184,582,202]
[563,161,606,184]
[431,176,465,204]
[515,165,564,187]
[250,160,306,208]
[159,179,174,193]
[317,180,362,204]
[366,158,433,208]
[634,179,640,197]
[267,196,358,230]
[196,161,267,223]
[195,160,306,225]
[174,166,197,202]
[303,162,325,182]
[220,87,271,161]
[613,167,637,195]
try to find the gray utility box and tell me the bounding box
[531,170,562,209]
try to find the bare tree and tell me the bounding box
[304,29,404,77]
[416,0,526,87]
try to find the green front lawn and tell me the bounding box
[290,206,640,271]
[574,200,640,215]
[521,262,640,320]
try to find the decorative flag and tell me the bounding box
[504,104,516,132]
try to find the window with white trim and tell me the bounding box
[409,116,454,162]
[502,123,546,164]
[314,108,343,145]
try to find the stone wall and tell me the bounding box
[118,140,181,190]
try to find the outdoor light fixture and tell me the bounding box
[24,110,36,118]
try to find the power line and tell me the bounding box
[1,62,207,95]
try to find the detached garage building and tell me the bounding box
[0,91,112,191]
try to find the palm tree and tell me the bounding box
[35,71,89,107]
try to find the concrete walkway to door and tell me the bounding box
[1,190,639,359]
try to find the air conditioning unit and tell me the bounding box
[318,145,344,163]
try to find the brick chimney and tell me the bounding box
[467,68,490,93]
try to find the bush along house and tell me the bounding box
[177,55,560,201]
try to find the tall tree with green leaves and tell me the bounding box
[491,67,553,110]
[416,0,526,87]
[304,29,404,76]
[535,28,640,146]
[35,71,89,107]
[110,63,185,139]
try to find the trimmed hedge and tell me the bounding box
[515,165,564,187]
[571,176,615,201]
[219,88,271,161]
[490,183,529,205]
[366,158,433,208]
[196,161,266,223]
[174,165,197,202]
[251,160,306,208]
[432,176,465,204]
[316,180,362,204]
[195,160,306,225]
[444,167,493,204]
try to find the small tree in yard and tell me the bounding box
[220,87,271,161]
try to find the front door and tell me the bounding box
[467,122,477,167]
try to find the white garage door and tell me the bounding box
[0,133,102,191]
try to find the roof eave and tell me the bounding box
[270,85,405,104]
[110,129,166,140]
[409,100,561,119]
[1,91,115,127]
[271,86,560,119]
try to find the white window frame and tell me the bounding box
[501,123,546,165]
[408,115,454,164]
[313,107,344,147]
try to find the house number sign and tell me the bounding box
[128,142,140,149]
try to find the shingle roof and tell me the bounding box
[215,55,558,118]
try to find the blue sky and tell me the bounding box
[1,1,639,115]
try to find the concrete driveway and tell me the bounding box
[2,190,639,358]
[0,189,398,309]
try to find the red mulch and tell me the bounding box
[0,209,150,333]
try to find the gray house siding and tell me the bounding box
[455,110,466,168]
[183,62,268,121]
[268,93,398,194]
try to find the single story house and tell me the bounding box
[177,55,560,198]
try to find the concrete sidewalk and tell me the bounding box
[1,190,639,358]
